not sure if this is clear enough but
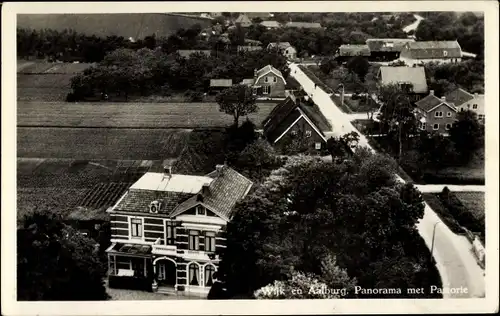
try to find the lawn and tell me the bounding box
[454,192,485,223]
[17,102,276,129]
[17,127,191,160]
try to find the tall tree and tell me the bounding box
[17,212,109,301]
[346,56,370,82]
[449,110,484,163]
[216,84,258,127]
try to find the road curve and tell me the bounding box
[289,63,485,299]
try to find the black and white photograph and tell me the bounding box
[1,1,499,315]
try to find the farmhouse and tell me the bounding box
[377,66,428,101]
[106,165,253,297]
[262,95,331,153]
[209,79,233,94]
[365,38,415,61]
[445,88,485,124]
[399,40,462,66]
[240,65,287,98]
[415,90,458,135]
[267,42,297,60]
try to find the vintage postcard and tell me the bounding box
[1,1,499,315]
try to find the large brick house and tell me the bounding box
[106,165,253,297]
[240,65,287,98]
[399,41,462,66]
[262,94,331,153]
[415,90,458,135]
[377,66,428,102]
[444,88,485,124]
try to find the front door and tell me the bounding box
[157,260,176,286]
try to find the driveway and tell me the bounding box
[289,63,485,299]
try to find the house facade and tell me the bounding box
[106,165,253,297]
[415,90,458,134]
[377,66,428,102]
[262,95,331,154]
[399,41,462,67]
[267,42,297,60]
[240,65,287,98]
[445,88,485,124]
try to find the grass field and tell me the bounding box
[454,192,485,222]
[18,127,191,160]
[17,102,276,128]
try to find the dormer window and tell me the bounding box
[196,205,206,216]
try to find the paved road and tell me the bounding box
[289,63,485,299]
[403,14,425,33]
[416,185,485,193]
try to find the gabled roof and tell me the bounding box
[378,66,428,94]
[415,94,457,112]
[338,44,371,57]
[444,88,475,106]
[255,65,286,84]
[263,96,330,143]
[235,14,251,24]
[170,166,253,220]
[261,20,281,28]
[210,79,233,87]
[365,38,415,52]
[114,189,194,215]
[401,41,462,59]
[285,22,322,28]
[268,42,293,50]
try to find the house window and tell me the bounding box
[435,111,443,118]
[264,77,269,83]
[262,85,270,95]
[420,122,426,130]
[433,123,439,130]
[130,218,142,238]
[315,142,321,150]
[204,232,216,252]
[443,50,448,57]
[447,112,452,117]
[273,77,277,83]
[445,123,452,130]
[305,130,312,137]
[467,104,470,109]
[473,104,478,109]
[196,206,206,216]
[189,230,200,250]
[188,263,200,286]
[204,265,216,287]
[166,221,176,245]
[460,108,464,112]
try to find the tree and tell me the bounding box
[346,56,370,82]
[17,212,109,301]
[216,84,258,127]
[235,139,282,182]
[449,110,484,163]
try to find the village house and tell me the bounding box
[267,42,297,60]
[445,88,485,124]
[209,79,233,94]
[377,66,428,102]
[260,20,281,29]
[365,38,415,62]
[284,21,322,29]
[415,90,458,135]
[106,165,253,298]
[240,64,287,98]
[336,44,371,63]
[234,14,252,27]
[399,40,462,66]
[262,94,331,153]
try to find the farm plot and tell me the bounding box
[17,102,277,128]
[17,74,75,101]
[454,192,485,222]
[17,127,190,160]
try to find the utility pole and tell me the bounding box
[430,221,442,260]
[338,84,344,109]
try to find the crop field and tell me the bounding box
[454,192,485,222]
[17,74,75,101]
[17,102,276,128]
[18,127,190,160]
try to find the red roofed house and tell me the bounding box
[262,95,331,153]
[445,88,485,124]
[415,90,458,134]
[106,165,253,297]
[240,64,287,98]
[399,40,462,67]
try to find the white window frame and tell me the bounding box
[446,112,452,117]
[204,231,216,252]
[305,130,312,137]
[273,77,277,83]
[445,123,452,130]
[315,142,321,150]
[264,76,269,83]
[262,85,270,95]
[473,104,478,109]
[435,111,443,118]
[433,123,439,130]
[443,50,448,57]
[196,205,206,216]
[129,217,144,240]
[189,230,200,250]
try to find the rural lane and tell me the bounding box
[415,185,485,193]
[288,62,485,299]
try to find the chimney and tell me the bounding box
[164,165,172,177]
[429,90,434,96]
[216,164,224,177]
